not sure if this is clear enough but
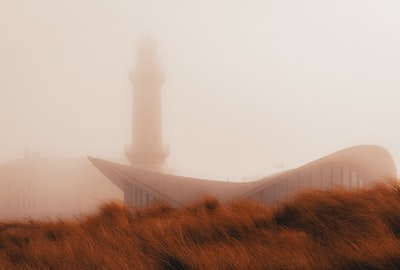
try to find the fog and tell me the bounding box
[1,0,400,181]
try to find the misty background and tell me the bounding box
[1,0,400,180]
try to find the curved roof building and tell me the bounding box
[89,144,397,208]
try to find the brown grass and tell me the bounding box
[2,181,400,269]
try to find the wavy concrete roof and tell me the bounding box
[241,145,397,200]
[89,145,397,206]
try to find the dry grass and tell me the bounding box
[2,181,400,269]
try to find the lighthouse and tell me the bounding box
[125,35,169,169]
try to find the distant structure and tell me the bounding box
[89,36,397,209]
[124,35,169,169]
[0,155,122,219]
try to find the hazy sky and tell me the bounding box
[1,0,400,180]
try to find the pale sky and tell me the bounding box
[1,0,400,180]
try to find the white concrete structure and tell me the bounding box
[89,145,397,208]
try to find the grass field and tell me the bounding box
[1,181,400,269]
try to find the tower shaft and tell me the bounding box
[125,37,169,167]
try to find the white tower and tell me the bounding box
[125,36,169,168]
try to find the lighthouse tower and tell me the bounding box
[125,36,169,168]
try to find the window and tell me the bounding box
[332,163,342,187]
[275,181,288,201]
[311,165,321,189]
[351,170,358,188]
[342,164,350,188]
[321,163,332,189]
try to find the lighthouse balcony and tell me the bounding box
[124,145,169,166]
